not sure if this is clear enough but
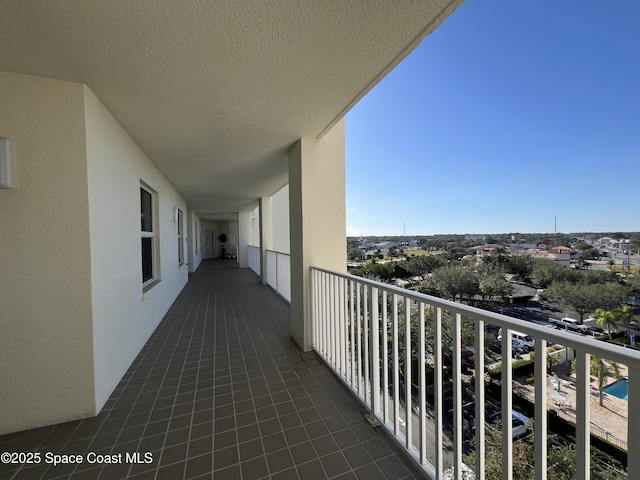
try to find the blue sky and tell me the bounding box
[346,1,640,237]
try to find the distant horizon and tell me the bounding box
[346,1,640,237]
[346,230,639,238]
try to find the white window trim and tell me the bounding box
[177,208,184,266]
[195,221,199,255]
[141,182,160,290]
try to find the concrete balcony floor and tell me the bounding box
[0,260,424,480]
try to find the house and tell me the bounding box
[473,244,508,258]
[547,246,572,267]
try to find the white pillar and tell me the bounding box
[260,196,273,285]
[288,119,347,351]
[237,211,251,268]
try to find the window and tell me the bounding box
[141,185,156,285]
[195,221,199,254]
[177,208,184,265]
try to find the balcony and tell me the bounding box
[311,267,640,480]
[0,261,424,480]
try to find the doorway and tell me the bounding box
[204,229,217,258]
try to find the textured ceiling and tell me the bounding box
[0,0,462,220]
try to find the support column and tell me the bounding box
[259,196,273,285]
[237,211,251,268]
[288,118,347,351]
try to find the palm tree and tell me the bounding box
[594,308,617,340]
[572,356,622,407]
[590,356,622,407]
[615,305,635,338]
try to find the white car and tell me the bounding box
[486,411,530,438]
[497,329,535,351]
[549,317,591,334]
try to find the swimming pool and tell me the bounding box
[603,378,628,401]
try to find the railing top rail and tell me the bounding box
[311,266,640,366]
[265,249,290,256]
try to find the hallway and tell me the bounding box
[0,260,423,480]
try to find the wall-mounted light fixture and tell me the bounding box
[0,138,11,189]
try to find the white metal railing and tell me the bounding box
[310,267,640,480]
[266,250,290,303]
[248,245,260,276]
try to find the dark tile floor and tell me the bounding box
[0,260,425,480]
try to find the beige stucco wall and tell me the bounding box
[288,119,347,351]
[84,88,189,411]
[251,206,260,247]
[0,72,96,434]
[238,211,252,268]
[272,185,290,255]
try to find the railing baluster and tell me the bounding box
[370,287,380,420]
[475,318,485,480]
[393,293,400,436]
[434,306,443,477]
[350,279,355,389]
[575,350,590,480]
[311,269,317,350]
[534,337,548,480]
[329,275,335,370]
[317,271,323,357]
[405,296,412,450]
[419,301,426,465]
[356,282,362,398]
[629,366,640,478]
[323,271,329,360]
[337,277,343,377]
[501,327,513,480]
[382,291,389,425]
[364,286,370,406]
[341,277,347,381]
[452,312,462,478]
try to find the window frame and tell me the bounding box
[141,183,159,288]
[177,208,184,266]
[195,221,199,255]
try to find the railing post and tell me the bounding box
[534,338,548,480]
[366,287,381,426]
[349,279,355,390]
[405,297,412,450]
[434,307,443,477]
[382,291,389,424]
[628,365,640,478]
[392,294,400,436]
[364,286,370,405]
[501,328,513,480]
[474,318,485,480]
[574,350,590,480]
[452,312,462,478]
[311,268,316,350]
[419,302,426,465]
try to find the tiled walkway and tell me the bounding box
[0,260,424,480]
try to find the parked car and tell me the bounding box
[442,348,475,372]
[510,339,527,357]
[489,338,526,357]
[549,317,591,334]
[461,348,475,369]
[486,410,530,438]
[498,329,535,351]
